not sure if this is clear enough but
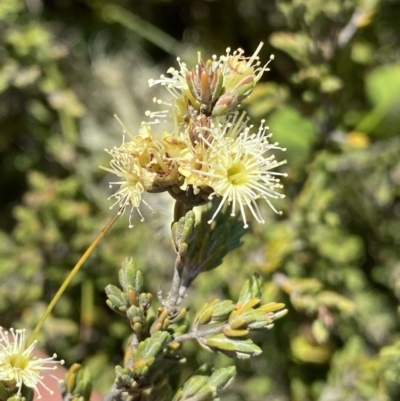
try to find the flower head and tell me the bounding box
[183,114,287,228]
[148,42,274,120]
[101,118,185,227]
[105,45,287,228]
[0,327,64,399]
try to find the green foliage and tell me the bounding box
[191,274,286,360]
[181,206,245,282]
[172,366,236,401]
[61,363,93,401]
[102,240,285,398]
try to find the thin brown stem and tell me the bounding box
[28,213,120,346]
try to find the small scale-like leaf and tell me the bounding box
[209,300,235,323]
[201,334,262,359]
[223,327,249,337]
[134,331,171,360]
[177,375,209,399]
[138,292,152,311]
[132,270,144,294]
[172,211,196,256]
[126,304,145,324]
[119,258,138,293]
[240,297,261,310]
[105,284,128,310]
[198,307,214,325]
[62,363,92,401]
[208,366,236,391]
[238,274,262,305]
[257,302,286,314]
[229,317,247,330]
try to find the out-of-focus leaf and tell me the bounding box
[268,106,316,169]
[310,227,364,264]
[357,64,400,137]
[319,337,382,401]
[270,32,310,63]
[312,320,329,344]
[0,60,18,93]
[263,222,295,273]
[291,333,333,364]
[320,75,343,93]
[366,65,400,107]
[244,82,289,118]
[47,89,86,117]
[351,41,374,64]
[0,0,24,20]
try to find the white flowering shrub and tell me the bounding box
[3,1,400,400]
[0,44,288,401]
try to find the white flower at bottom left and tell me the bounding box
[0,327,64,400]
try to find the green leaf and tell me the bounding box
[268,106,316,169]
[172,376,209,401]
[244,82,289,118]
[201,334,262,359]
[105,284,127,308]
[209,300,236,324]
[61,363,93,401]
[320,75,343,93]
[134,331,171,360]
[238,273,263,305]
[119,258,143,294]
[172,211,196,256]
[208,366,236,390]
[270,32,310,64]
[119,258,139,293]
[366,65,400,107]
[357,64,400,137]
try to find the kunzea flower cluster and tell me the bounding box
[0,327,64,399]
[102,42,287,228]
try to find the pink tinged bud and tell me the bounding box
[212,75,255,116]
[185,62,224,112]
[186,70,198,100]
[212,92,240,116]
[200,70,211,104]
[210,70,224,102]
[232,75,255,97]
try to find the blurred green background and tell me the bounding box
[1,0,400,400]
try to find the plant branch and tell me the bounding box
[164,254,184,313]
[171,324,228,344]
[102,383,124,401]
[124,331,140,368]
[338,10,364,47]
[177,263,202,303]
